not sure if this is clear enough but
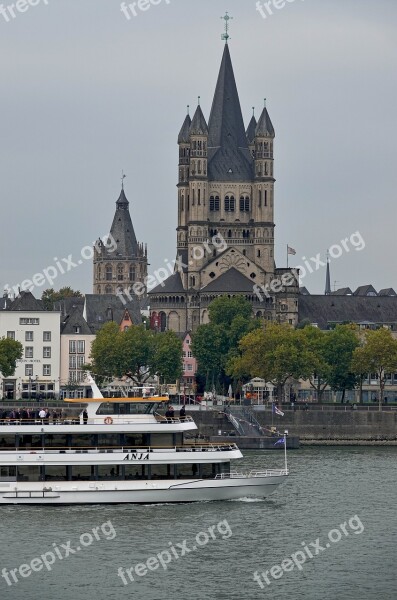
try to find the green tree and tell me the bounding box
[152,331,183,383]
[42,287,83,310]
[89,323,182,385]
[228,323,307,402]
[0,337,23,378]
[351,328,397,411]
[192,296,259,391]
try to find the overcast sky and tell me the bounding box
[1,0,396,297]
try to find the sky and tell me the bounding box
[0,0,396,297]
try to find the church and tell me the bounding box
[148,40,299,333]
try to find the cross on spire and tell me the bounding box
[121,170,126,190]
[221,11,233,43]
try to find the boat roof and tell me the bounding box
[65,397,169,404]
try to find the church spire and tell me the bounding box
[207,44,253,180]
[325,251,331,295]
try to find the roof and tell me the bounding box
[330,288,353,296]
[378,288,397,296]
[189,105,208,136]
[255,105,275,138]
[60,304,93,336]
[353,285,378,297]
[7,291,45,311]
[299,287,310,295]
[246,115,257,144]
[84,294,141,334]
[108,188,139,258]
[149,272,185,295]
[207,44,254,181]
[178,113,192,144]
[298,295,397,330]
[201,268,255,293]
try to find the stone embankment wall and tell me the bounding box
[189,410,397,445]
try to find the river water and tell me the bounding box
[0,447,395,600]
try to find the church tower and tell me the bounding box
[149,24,299,333]
[93,184,148,296]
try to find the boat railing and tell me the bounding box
[215,468,288,479]
[0,415,195,426]
[0,442,239,454]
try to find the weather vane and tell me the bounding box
[221,11,233,43]
[121,170,126,189]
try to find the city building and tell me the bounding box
[149,42,299,333]
[93,184,148,298]
[0,292,60,401]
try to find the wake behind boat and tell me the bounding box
[0,376,288,504]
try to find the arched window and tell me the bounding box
[181,194,184,211]
[258,190,262,208]
[129,265,136,282]
[228,230,232,238]
[264,190,268,206]
[210,195,220,211]
[198,189,201,205]
[225,195,235,212]
[240,196,250,212]
[105,285,112,294]
[105,265,112,281]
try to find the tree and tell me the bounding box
[0,337,23,378]
[297,325,359,402]
[192,296,259,391]
[152,331,183,383]
[42,287,83,310]
[88,323,182,385]
[352,328,397,411]
[228,323,307,402]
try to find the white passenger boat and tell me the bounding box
[0,377,288,504]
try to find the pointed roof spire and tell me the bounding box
[178,111,192,144]
[246,110,257,144]
[207,44,253,180]
[256,101,275,138]
[325,251,331,295]
[111,187,139,257]
[189,104,208,136]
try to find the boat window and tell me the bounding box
[71,466,93,481]
[45,466,68,481]
[201,463,216,479]
[176,463,199,478]
[0,466,16,480]
[125,464,149,480]
[45,434,68,449]
[123,433,148,448]
[18,435,43,449]
[151,464,174,479]
[151,433,174,448]
[69,434,97,448]
[98,434,120,448]
[98,465,122,480]
[95,402,155,415]
[0,435,17,449]
[17,466,41,482]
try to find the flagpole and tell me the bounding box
[284,429,288,473]
[286,244,289,269]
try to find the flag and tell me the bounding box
[274,437,285,446]
[287,246,296,256]
[272,404,284,417]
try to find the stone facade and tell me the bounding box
[149,43,299,333]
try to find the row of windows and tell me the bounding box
[69,355,85,369]
[25,365,52,377]
[19,318,39,326]
[180,193,270,212]
[183,364,194,372]
[8,331,51,342]
[97,265,136,282]
[25,347,52,359]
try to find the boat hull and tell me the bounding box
[0,475,287,505]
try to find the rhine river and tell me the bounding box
[0,447,395,600]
